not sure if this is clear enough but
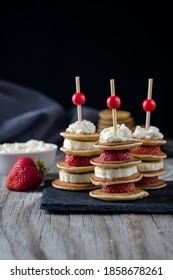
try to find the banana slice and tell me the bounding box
[94,165,138,179]
[137,160,163,172]
[59,170,93,184]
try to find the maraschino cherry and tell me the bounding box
[107,95,121,109]
[142,99,156,112]
[72,92,86,105]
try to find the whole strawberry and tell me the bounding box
[6,157,45,191]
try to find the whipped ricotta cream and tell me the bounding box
[66,119,96,134]
[99,124,133,143]
[0,140,55,153]
[59,170,93,183]
[133,125,164,139]
[95,165,137,179]
[63,139,96,150]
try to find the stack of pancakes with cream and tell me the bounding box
[89,124,149,201]
[132,125,167,190]
[52,119,101,191]
[97,109,135,133]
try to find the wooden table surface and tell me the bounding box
[0,156,173,260]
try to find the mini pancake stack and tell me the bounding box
[132,79,167,190]
[52,76,102,191]
[89,79,148,201]
[52,127,102,191]
[132,129,167,190]
[89,126,149,201]
[97,109,135,133]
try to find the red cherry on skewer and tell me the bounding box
[72,92,86,105]
[107,95,121,109]
[142,99,156,112]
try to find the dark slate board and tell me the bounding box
[40,180,173,214]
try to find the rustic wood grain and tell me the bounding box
[0,174,173,260]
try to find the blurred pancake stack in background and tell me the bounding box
[97,109,136,133]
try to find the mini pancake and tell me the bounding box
[136,179,167,190]
[52,179,99,191]
[60,147,102,156]
[133,152,167,161]
[140,168,166,177]
[98,116,135,125]
[60,131,99,141]
[99,109,131,120]
[89,187,149,201]
[90,172,142,185]
[94,139,142,150]
[90,157,141,168]
[57,161,94,173]
[135,138,167,146]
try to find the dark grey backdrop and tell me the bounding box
[0,1,171,137]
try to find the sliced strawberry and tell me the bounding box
[138,176,159,185]
[65,154,93,166]
[132,145,162,155]
[100,149,133,162]
[102,182,135,193]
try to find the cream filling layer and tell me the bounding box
[137,160,163,172]
[95,165,138,179]
[59,170,93,183]
[63,139,97,150]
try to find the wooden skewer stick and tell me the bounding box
[110,79,118,132]
[75,76,82,121]
[145,78,153,130]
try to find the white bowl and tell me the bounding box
[0,142,58,176]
